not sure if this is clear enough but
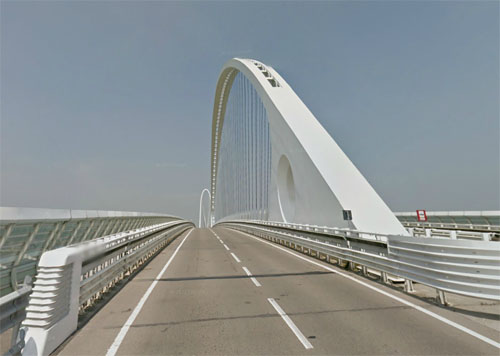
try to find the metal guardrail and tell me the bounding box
[402,222,500,234]
[221,221,500,303]
[0,207,178,296]
[225,219,497,242]
[395,211,500,233]
[408,227,497,241]
[0,277,32,356]
[20,219,193,356]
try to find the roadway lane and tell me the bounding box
[57,227,499,355]
[106,227,312,355]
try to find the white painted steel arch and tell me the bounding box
[211,58,407,235]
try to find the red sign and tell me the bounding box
[416,210,427,222]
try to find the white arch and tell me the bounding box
[210,58,407,235]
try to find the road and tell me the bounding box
[57,227,500,355]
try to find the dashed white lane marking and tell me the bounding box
[235,229,500,350]
[106,229,194,356]
[230,252,241,263]
[242,266,261,287]
[223,243,230,251]
[209,229,224,244]
[268,298,314,349]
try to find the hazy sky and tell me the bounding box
[1,1,498,222]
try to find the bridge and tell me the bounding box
[1,58,499,356]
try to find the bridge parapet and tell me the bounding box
[0,207,178,296]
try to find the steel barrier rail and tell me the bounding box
[402,222,500,235]
[408,227,497,241]
[221,221,500,302]
[0,277,32,356]
[228,219,497,242]
[20,220,194,356]
[224,219,393,242]
[395,211,500,233]
[0,207,178,296]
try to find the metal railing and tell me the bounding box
[0,277,32,356]
[0,207,178,296]
[221,220,500,303]
[396,211,500,233]
[408,227,497,241]
[20,219,193,356]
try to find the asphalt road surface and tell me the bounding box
[57,227,500,355]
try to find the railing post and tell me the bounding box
[381,272,389,284]
[404,279,414,293]
[436,289,448,305]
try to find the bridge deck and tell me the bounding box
[57,228,499,355]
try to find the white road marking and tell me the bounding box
[268,298,314,349]
[209,229,222,242]
[230,252,241,263]
[242,266,261,287]
[223,243,230,251]
[106,229,194,356]
[235,229,500,350]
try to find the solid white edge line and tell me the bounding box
[106,229,194,356]
[234,229,500,350]
[242,266,262,287]
[223,244,230,251]
[230,252,241,263]
[268,298,314,349]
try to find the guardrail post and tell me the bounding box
[436,289,448,305]
[381,272,389,284]
[425,228,432,237]
[449,230,457,240]
[404,279,414,293]
[349,262,356,272]
[482,233,490,241]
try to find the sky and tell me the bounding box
[1,1,499,223]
